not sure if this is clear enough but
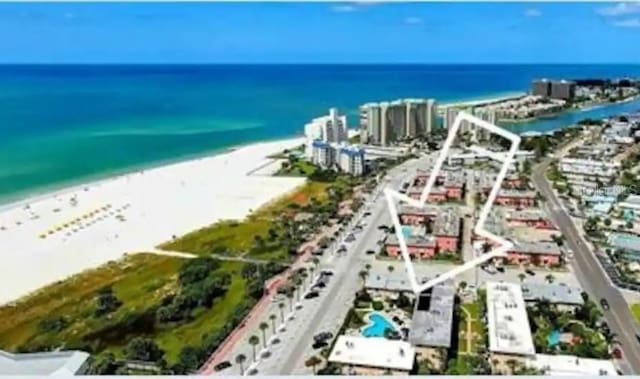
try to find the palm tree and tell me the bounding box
[365,263,372,272]
[286,288,295,312]
[278,302,286,323]
[295,277,304,301]
[300,271,309,292]
[235,354,247,375]
[309,266,315,283]
[269,314,277,334]
[259,322,269,348]
[387,265,395,275]
[458,281,467,293]
[305,355,323,374]
[354,268,367,289]
[545,274,555,284]
[518,273,526,283]
[249,335,260,362]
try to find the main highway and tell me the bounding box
[532,157,640,374]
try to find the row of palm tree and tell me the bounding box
[235,261,322,374]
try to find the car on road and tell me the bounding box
[346,234,355,242]
[363,211,371,217]
[314,331,334,343]
[214,361,232,372]
[600,298,610,311]
[304,291,320,299]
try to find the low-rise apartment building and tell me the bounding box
[559,158,620,184]
[409,281,455,372]
[494,189,537,208]
[504,241,562,266]
[328,336,416,375]
[521,283,584,312]
[504,209,556,230]
[388,207,461,258]
[486,282,536,374]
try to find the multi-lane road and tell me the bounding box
[532,157,640,375]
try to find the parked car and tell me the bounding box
[214,361,232,372]
[496,266,505,273]
[366,249,376,255]
[525,269,535,276]
[600,298,610,311]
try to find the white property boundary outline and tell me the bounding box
[384,111,521,294]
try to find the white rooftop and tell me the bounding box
[328,335,415,371]
[486,281,536,356]
[0,350,89,376]
[527,354,619,376]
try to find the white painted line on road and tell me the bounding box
[385,111,520,295]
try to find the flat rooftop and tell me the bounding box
[433,207,461,237]
[486,281,536,356]
[386,233,436,248]
[408,281,456,348]
[504,209,546,221]
[521,283,584,306]
[511,241,561,256]
[527,354,619,376]
[329,335,416,371]
[497,189,537,198]
[0,350,89,376]
[365,271,416,293]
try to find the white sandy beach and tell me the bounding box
[0,138,306,305]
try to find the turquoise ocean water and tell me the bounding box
[1,64,640,204]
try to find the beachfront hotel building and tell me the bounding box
[328,336,416,375]
[486,281,536,374]
[310,141,365,176]
[359,98,438,146]
[304,108,348,158]
[409,281,455,371]
[337,144,365,176]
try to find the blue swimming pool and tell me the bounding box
[548,330,561,347]
[401,226,413,239]
[361,312,397,338]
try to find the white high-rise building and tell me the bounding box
[304,108,348,158]
[360,98,438,146]
[473,108,498,142]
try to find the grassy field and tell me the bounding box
[0,253,249,367]
[160,181,330,260]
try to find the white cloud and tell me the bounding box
[597,2,640,16]
[404,16,423,25]
[331,4,357,13]
[613,17,640,27]
[524,8,542,17]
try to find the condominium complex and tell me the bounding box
[310,140,365,176]
[360,98,438,146]
[531,79,576,100]
[304,108,348,158]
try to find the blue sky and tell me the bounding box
[0,2,639,63]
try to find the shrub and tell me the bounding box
[372,301,384,311]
